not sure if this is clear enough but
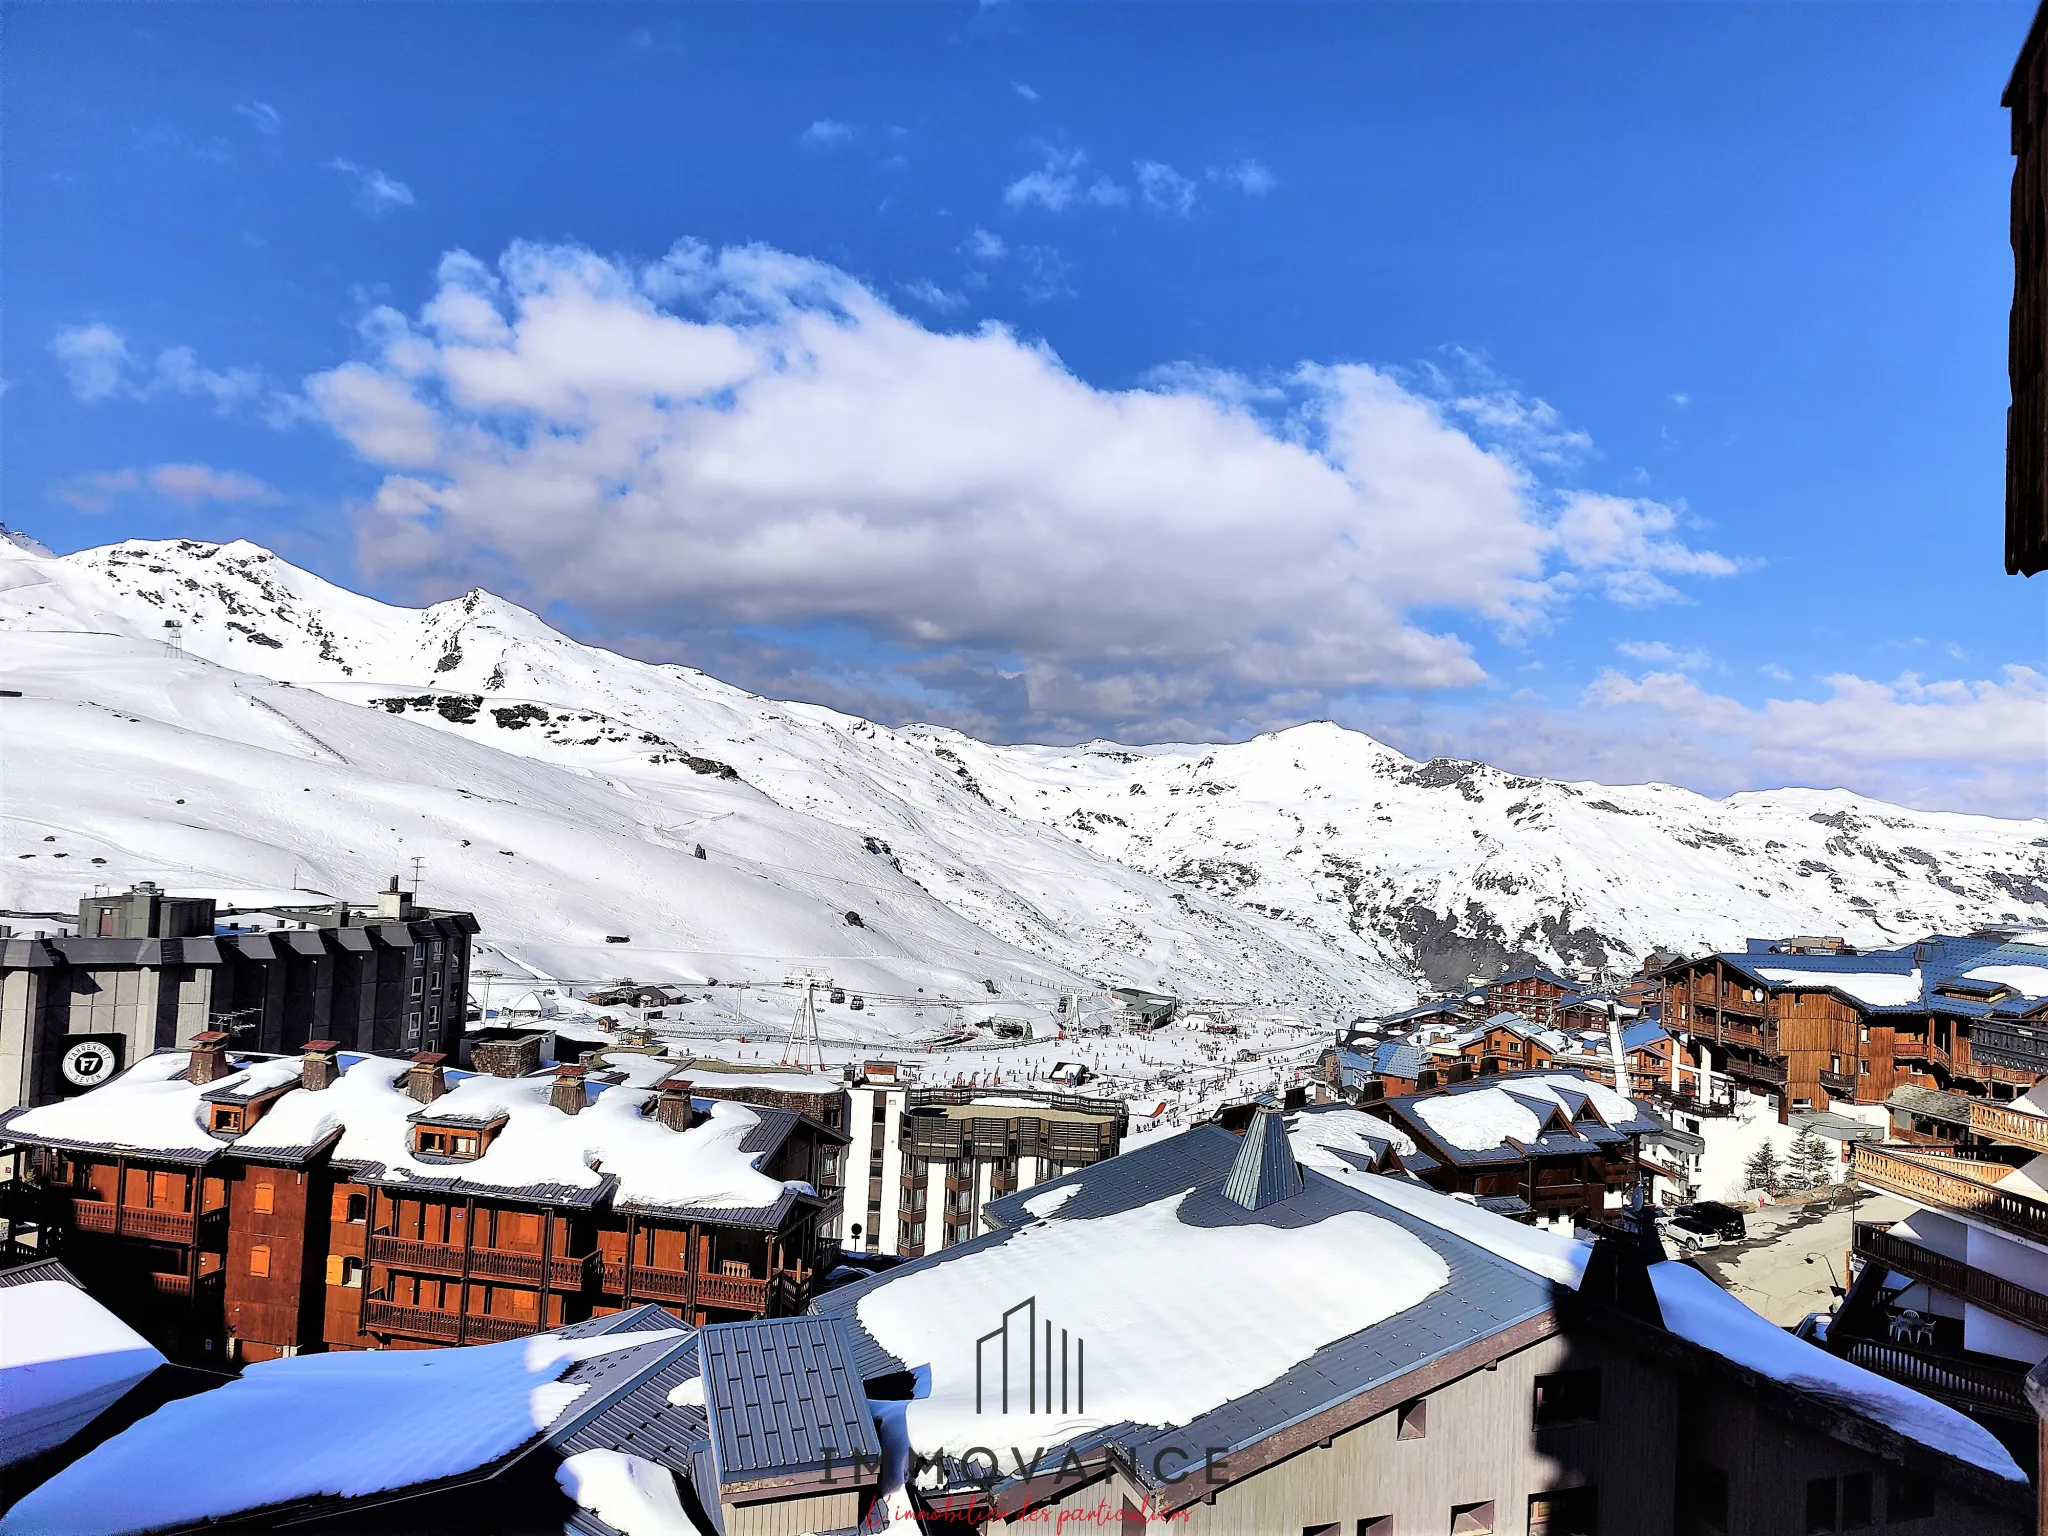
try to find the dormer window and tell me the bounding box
[210,1104,244,1133]
[413,1125,482,1159]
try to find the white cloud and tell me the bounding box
[898,278,966,312]
[1551,492,1740,605]
[1016,244,1070,303]
[326,158,415,216]
[55,462,282,514]
[963,228,1007,264]
[1576,665,2048,816]
[1135,161,1198,216]
[1760,662,1794,682]
[800,119,852,148]
[1003,148,1125,212]
[1616,639,1711,672]
[48,324,265,411]
[235,101,282,135]
[1208,158,1276,196]
[49,323,132,402]
[293,238,1756,742]
[1012,82,1040,102]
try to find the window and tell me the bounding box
[411,942,425,965]
[248,1244,271,1278]
[1528,1487,1597,1536]
[899,1219,925,1247]
[430,971,442,992]
[345,1191,368,1224]
[1841,1472,1872,1530]
[414,1127,481,1159]
[1804,1479,1835,1534]
[251,1180,274,1215]
[1532,1369,1600,1426]
[1450,1501,1495,1536]
[411,976,425,998]
[431,941,444,962]
[1886,1470,1934,1523]
[1358,1521,1393,1536]
[209,1105,242,1133]
[1396,1396,1427,1440]
[427,1005,440,1027]
[1680,1458,1728,1533]
[1302,1525,1340,1536]
[326,1254,363,1288]
[407,1010,422,1042]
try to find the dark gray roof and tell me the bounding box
[1223,1103,1303,1209]
[815,1124,1559,1497]
[0,1105,225,1166]
[0,1256,85,1290]
[700,1315,879,1489]
[1885,1084,1974,1125]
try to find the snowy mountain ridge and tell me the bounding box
[3,535,2043,1018]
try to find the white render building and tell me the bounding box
[841,1064,1126,1258]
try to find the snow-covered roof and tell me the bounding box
[1,1314,696,1536]
[1710,935,2048,1022]
[1392,1071,1656,1162]
[1,1053,304,1163]
[0,1276,166,1470]
[1649,1262,2022,1484]
[1288,1106,1419,1173]
[4,1050,815,1224]
[1754,966,1924,1009]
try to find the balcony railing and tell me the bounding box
[1852,1145,2048,1246]
[1969,1102,2048,1156]
[367,1235,594,1290]
[1969,1021,2048,1077]
[1723,1056,1788,1087]
[593,1263,771,1313]
[147,1269,224,1300]
[697,1271,769,1311]
[362,1299,542,1344]
[69,1200,225,1246]
[362,1298,462,1342]
[1853,1221,2048,1335]
[1841,1339,2031,1422]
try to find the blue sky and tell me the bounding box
[6,3,2044,814]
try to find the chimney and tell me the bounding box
[550,1065,587,1117]
[405,1052,447,1104]
[655,1077,696,1133]
[301,1040,341,1091]
[470,1034,543,1079]
[187,1031,231,1085]
[377,877,412,921]
[1223,1099,1304,1211]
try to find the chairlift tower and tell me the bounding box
[782,967,832,1067]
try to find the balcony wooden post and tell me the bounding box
[541,1208,554,1324]
[622,1213,635,1306]
[457,1196,476,1346]
[113,1156,127,1239]
[687,1220,700,1315]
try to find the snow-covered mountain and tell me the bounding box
[3,535,2042,1021]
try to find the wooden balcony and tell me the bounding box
[1852,1145,2048,1246]
[1840,1338,2031,1422]
[367,1234,594,1290]
[147,1269,224,1301]
[69,1200,225,1246]
[595,1263,771,1313]
[362,1299,541,1344]
[1969,1102,2048,1155]
[1854,1221,2048,1335]
[1723,1056,1787,1088]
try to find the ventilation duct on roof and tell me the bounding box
[1223,1100,1304,1210]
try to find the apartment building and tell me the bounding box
[841,1062,1126,1258]
[0,880,478,1112]
[0,1038,843,1362]
[1843,1077,2048,1472]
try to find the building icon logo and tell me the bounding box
[975,1295,1084,1415]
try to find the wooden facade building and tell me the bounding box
[2008,0,2048,576]
[0,1040,845,1362]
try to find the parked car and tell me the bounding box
[1673,1201,1749,1243]
[1662,1209,1723,1251]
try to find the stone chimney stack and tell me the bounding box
[187,1031,231,1085]
[550,1065,587,1117]
[301,1040,341,1091]
[470,1034,543,1079]
[405,1052,447,1104]
[655,1077,696,1133]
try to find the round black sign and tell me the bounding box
[61,1040,118,1088]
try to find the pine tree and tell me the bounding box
[1742,1139,1781,1197]
[1792,1127,1835,1190]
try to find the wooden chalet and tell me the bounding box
[1658,934,2048,1121]
[0,1040,846,1363]
[1483,963,1576,1027]
[2009,0,2048,576]
[1362,1069,1662,1227]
